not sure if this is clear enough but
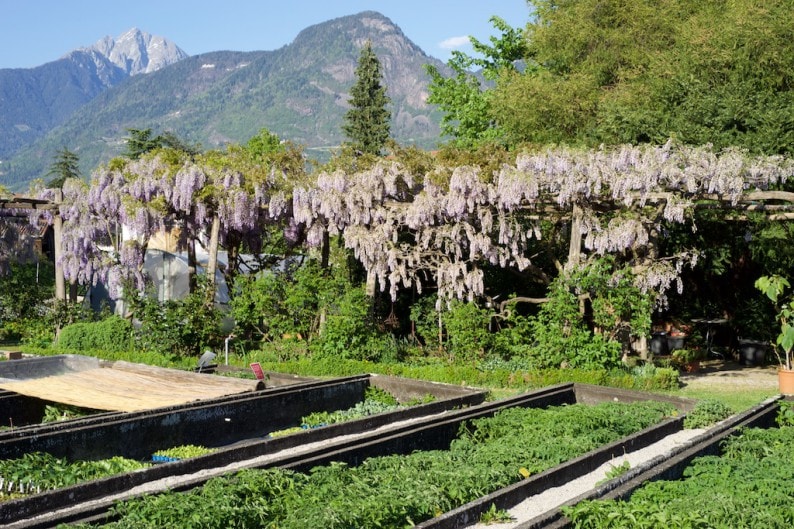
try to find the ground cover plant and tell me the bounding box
[151,445,215,462]
[268,385,432,437]
[71,400,675,528]
[0,452,148,503]
[563,406,794,528]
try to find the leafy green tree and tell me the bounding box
[46,147,81,188]
[490,0,794,154]
[424,16,528,147]
[123,129,200,159]
[342,41,391,155]
[245,128,283,161]
[123,129,161,160]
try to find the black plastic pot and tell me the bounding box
[738,339,767,366]
[667,335,687,352]
[650,333,669,355]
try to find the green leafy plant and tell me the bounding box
[41,404,93,423]
[479,503,515,524]
[57,316,133,352]
[596,460,631,486]
[522,257,652,370]
[777,400,794,427]
[670,348,704,371]
[755,274,794,370]
[152,445,215,461]
[0,452,148,502]
[683,399,733,429]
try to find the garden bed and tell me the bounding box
[550,397,789,529]
[2,383,693,528]
[1,370,487,527]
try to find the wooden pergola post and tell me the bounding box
[205,215,221,286]
[53,190,66,301]
[567,203,583,269]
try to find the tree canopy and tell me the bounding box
[428,0,794,156]
[46,148,81,189]
[342,41,391,155]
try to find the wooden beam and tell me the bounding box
[52,191,66,301]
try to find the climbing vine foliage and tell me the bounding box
[35,141,794,308]
[293,141,793,305]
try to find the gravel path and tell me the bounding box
[678,360,778,391]
[468,427,707,528]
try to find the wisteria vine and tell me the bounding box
[292,141,794,306]
[32,141,794,308]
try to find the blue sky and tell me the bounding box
[0,1,530,69]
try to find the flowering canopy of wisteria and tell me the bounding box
[41,151,284,298]
[33,140,794,308]
[291,141,794,306]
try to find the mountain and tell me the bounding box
[83,28,189,75]
[0,12,445,191]
[0,29,186,164]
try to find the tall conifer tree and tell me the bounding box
[342,41,391,155]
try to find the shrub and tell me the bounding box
[312,286,383,361]
[57,316,133,352]
[683,399,733,429]
[442,299,493,363]
[129,279,222,357]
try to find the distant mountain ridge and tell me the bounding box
[0,12,445,191]
[76,28,189,76]
[0,28,186,165]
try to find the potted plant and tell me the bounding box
[733,297,775,366]
[671,348,703,373]
[754,275,794,394]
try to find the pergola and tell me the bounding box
[0,194,66,300]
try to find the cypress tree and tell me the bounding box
[46,147,81,188]
[342,41,391,155]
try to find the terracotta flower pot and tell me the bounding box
[778,368,794,395]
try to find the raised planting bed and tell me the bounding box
[3,383,696,529]
[0,373,487,527]
[0,355,312,426]
[0,361,484,462]
[68,399,682,528]
[555,397,791,529]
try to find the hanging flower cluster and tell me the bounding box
[31,140,794,307]
[291,141,793,304]
[40,151,283,298]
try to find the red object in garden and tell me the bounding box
[250,363,265,380]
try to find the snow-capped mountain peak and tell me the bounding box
[81,28,188,75]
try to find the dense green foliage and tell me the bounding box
[152,445,215,461]
[564,423,794,528]
[682,399,733,429]
[80,401,673,528]
[424,16,527,147]
[230,257,392,362]
[269,385,415,436]
[486,0,794,155]
[342,41,391,155]
[56,316,133,353]
[251,356,679,392]
[0,452,147,501]
[0,262,55,343]
[127,280,222,357]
